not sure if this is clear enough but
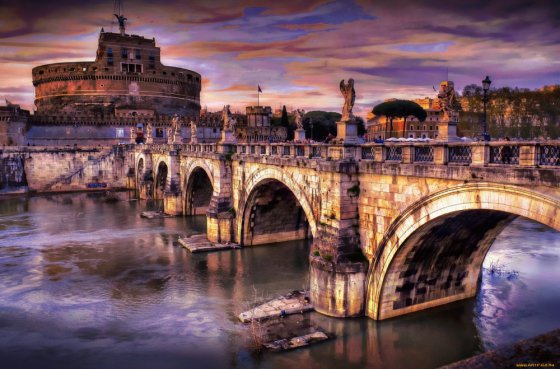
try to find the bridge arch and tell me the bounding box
[154,160,169,200]
[236,168,318,246]
[366,182,560,320]
[183,161,215,216]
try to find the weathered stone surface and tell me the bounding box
[238,290,313,323]
[178,234,239,253]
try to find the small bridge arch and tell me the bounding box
[366,182,560,320]
[236,167,318,246]
[183,159,215,216]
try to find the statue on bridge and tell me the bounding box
[295,109,305,130]
[190,120,198,143]
[437,81,459,123]
[222,105,233,131]
[145,122,153,144]
[340,79,355,122]
[294,109,306,142]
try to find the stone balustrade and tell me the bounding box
[138,140,560,168]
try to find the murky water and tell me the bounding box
[0,193,558,369]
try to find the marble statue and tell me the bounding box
[295,109,305,130]
[340,79,355,121]
[437,81,458,122]
[222,105,232,130]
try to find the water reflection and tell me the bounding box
[0,193,558,369]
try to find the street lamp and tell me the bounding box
[482,75,492,141]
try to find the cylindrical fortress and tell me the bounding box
[32,31,201,119]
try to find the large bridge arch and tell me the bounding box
[236,168,318,246]
[183,159,216,215]
[366,183,560,320]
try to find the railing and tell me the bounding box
[448,146,472,164]
[386,146,402,161]
[414,146,433,162]
[489,144,519,165]
[540,145,560,166]
[135,141,560,169]
[362,146,375,160]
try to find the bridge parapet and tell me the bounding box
[359,140,560,168]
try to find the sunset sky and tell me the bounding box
[0,0,558,117]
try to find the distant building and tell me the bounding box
[236,106,286,142]
[366,91,448,140]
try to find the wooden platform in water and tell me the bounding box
[238,290,314,323]
[178,234,240,253]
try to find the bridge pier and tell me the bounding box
[309,161,369,318]
[162,151,183,215]
[207,195,234,243]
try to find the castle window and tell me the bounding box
[416,125,420,130]
[107,47,113,57]
[135,49,141,59]
[429,125,433,130]
[121,48,128,58]
[108,57,113,66]
[410,125,414,130]
[187,74,193,81]
[196,77,200,82]
[149,51,155,61]
[163,71,167,75]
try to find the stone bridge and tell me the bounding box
[131,140,560,320]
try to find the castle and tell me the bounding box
[0,13,286,146]
[4,15,201,146]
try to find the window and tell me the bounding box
[410,125,414,131]
[121,63,142,73]
[416,125,420,130]
[107,48,113,57]
[149,51,155,61]
[429,126,433,130]
[155,128,164,138]
[121,48,128,58]
[116,128,124,138]
[135,49,141,59]
[108,57,113,66]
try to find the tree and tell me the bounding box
[302,111,340,141]
[373,99,427,138]
[280,105,293,140]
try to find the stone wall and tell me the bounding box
[0,146,132,194]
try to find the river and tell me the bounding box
[0,193,558,369]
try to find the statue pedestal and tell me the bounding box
[190,135,198,144]
[336,118,359,144]
[436,118,460,141]
[220,129,236,144]
[294,128,306,142]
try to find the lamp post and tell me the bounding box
[482,75,492,141]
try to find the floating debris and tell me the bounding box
[238,290,313,323]
[264,331,329,352]
[140,211,172,219]
[178,234,240,253]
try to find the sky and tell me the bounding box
[0,0,558,117]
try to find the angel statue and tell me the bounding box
[145,122,152,141]
[114,14,127,35]
[171,114,181,136]
[340,79,356,121]
[190,120,197,138]
[295,109,305,130]
[437,81,458,122]
[222,105,232,131]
